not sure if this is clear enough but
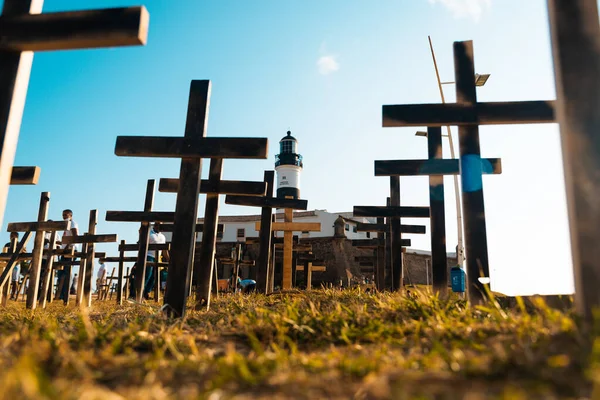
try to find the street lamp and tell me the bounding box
[426,35,491,270]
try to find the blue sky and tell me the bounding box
[2,0,572,295]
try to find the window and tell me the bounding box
[280,140,297,154]
[366,232,371,238]
[345,224,349,231]
[352,225,357,233]
[302,231,309,238]
[237,228,245,239]
[217,230,223,241]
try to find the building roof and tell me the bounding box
[280,130,297,142]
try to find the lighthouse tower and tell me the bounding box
[275,131,302,199]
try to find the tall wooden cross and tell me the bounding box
[354,198,430,291]
[226,171,309,293]
[546,0,600,320]
[254,210,320,290]
[382,40,554,302]
[158,162,266,310]
[114,80,268,317]
[374,126,502,296]
[3,192,68,309]
[356,220,426,291]
[0,2,149,229]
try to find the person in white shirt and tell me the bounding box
[57,209,79,301]
[96,260,107,292]
[143,222,169,299]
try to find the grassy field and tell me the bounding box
[0,289,597,399]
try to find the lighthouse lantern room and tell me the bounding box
[275,130,303,199]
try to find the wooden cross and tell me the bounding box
[382,40,555,303]
[355,219,426,291]
[374,126,502,296]
[254,210,320,290]
[296,252,325,290]
[114,80,268,317]
[226,170,309,293]
[106,179,166,302]
[105,241,170,304]
[2,192,68,309]
[0,2,149,229]
[159,162,266,310]
[545,0,600,320]
[0,233,31,304]
[217,242,255,292]
[354,198,430,291]
[62,229,117,307]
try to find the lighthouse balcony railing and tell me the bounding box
[275,154,303,168]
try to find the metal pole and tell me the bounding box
[428,35,465,268]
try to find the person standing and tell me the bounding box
[57,209,79,301]
[143,222,169,300]
[96,259,107,293]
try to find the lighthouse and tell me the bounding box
[275,130,302,199]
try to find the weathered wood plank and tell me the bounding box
[102,256,137,263]
[374,158,502,176]
[62,234,117,244]
[255,221,321,232]
[376,217,386,291]
[83,210,99,307]
[282,208,294,290]
[226,195,308,210]
[39,229,58,309]
[119,243,170,252]
[455,41,490,304]
[105,210,174,222]
[195,158,222,310]
[115,137,268,159]
[389,176,403,291]
[10,166,40,184]
[0,230,31,294]
[356,222,426,234]
[7,220,68,232]
[353,238,411,247]
[164,80,210,317]
[0,6,149,51]
[382,101,555,127]
[256,171,275,294]
[353,206,430,218]
[0,252,32,260]
[25,191,49,309]
[547,0,600,320]
[428,127,449,297]
[134,179,155,302]
[159,178,266,196]
[296,265,326,272]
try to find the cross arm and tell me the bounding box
[61,234,117,244]
[0,6,149,52]
[353,238,411,247]
[105,211,174,223]
[296,265,326,272]
[118,243,170,252]
[353,206,430,218]
[159,178,266,196]
[374,158,502,176]
[355,222,426,234]
[7,220,69,232]
[95,252,106,258]
[226,195,308,210]
[10,167,40,185]
[101,256,138,263]
[382,101,555,127]
[114,137,268,159]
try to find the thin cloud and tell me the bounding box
[317,55,340,75]
[428,0,491,22]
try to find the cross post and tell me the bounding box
[382,40,555,303]
[113,80,268,317]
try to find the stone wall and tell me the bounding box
[203,237,458,288]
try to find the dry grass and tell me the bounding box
[0,289,597,399]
